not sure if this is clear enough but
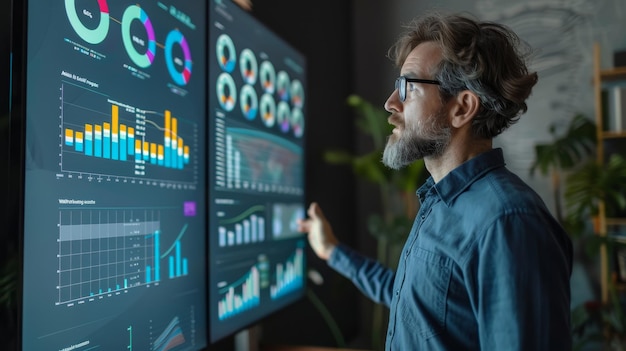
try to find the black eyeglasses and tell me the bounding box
[395,76,440,102]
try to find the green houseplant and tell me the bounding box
[567,152,626,351]
[529,113,597,229]
[530,113,626,350]
[323,94,428,349]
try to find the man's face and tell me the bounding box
[382,42,452,170]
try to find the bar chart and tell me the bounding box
[216,266,261,320]
[60,81,199,185]
[217,205,266,247]
[270,241,305,300]
[56,208,192,305]
[63,104,190,169]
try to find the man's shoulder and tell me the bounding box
[462,168,548,214]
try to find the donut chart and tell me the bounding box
[290,79,305,109]
[217,34,236,73]
[65,0,110,45]
[211,34,306,136]
[276,101,290,133]
[217,73,237,111]
[239,49,258,85]
[291,107,304,138]
[121,5,156,68]
[260,93,276,127]
[276,71,290,102]
[259,61,276,94]
[165,29,193,85]
[240,85,259,120]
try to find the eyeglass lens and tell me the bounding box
[395,76,406,102]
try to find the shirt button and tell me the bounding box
[421,215,425,220]
[395,290,400,296]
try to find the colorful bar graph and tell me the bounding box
[218,214,265,247]
[75,131,84,152]
[167,238,188,279]
[95,125,102,157]
[112,105,119,160]
[217,267,261,320]
[103,122,111,159]
[65,129,73,146]
[120,125,127,161]
[85,124,93,156]
[63,104,191,171]
[270,245,305,299]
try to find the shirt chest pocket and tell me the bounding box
[399,246,452,340]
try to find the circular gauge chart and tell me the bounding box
[240,85,259,121]
[165,29,192,85]
[259,61,276,94]
[260,93,276,127]
[239,48,258,85]
[65,0,110,44]
[290,79,305,108]
[276,71,290,102]
[217,72,237,111]
[291,107,304,138]
[121,5,156,68]
[276,101,291,133]
[216,34,236,73]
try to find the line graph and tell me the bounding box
[56,208,195,305]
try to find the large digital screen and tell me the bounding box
[207,0,308,343]
[19,0,208,349]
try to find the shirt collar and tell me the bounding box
[417,148,506,206]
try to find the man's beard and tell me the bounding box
[382,111,451,170]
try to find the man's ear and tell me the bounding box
[449,90,480,128]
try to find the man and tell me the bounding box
[297,11,572,351]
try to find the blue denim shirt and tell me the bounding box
[328,148,572,350]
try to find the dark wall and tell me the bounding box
[246,1,362,349]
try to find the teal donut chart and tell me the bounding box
[259,61,276,94]
[240,85,259,120]
[291,107,304,138]
[65,0,110,44]
[121,5,156,68]
[165,29,192,85]
[217,72,237,111]
[217,34,236,73]
[239,48,258,85]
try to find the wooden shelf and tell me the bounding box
[601,66,626,81]
[593,42,626,303]
[600,131,626,139]
[607,218,626,226]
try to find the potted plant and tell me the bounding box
[566,152,626,350]
[529,113,596,229]
[531,113,626,349]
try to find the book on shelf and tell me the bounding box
[603,82,626,132]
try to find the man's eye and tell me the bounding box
[408,83,416,92]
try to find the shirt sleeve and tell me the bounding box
[328,243,396,307]
[465,210,572,351]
